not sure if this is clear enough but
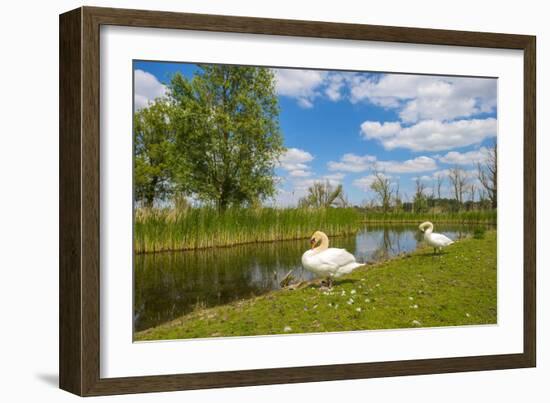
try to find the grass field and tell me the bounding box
[135,230,497,340]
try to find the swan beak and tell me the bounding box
[310,238,316,249]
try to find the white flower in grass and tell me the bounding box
[347,298,354,305]
[351,289,357,294]
[365,298,371,303]
[284,326,292,332]
[408,296,414,301]
[356,307,362,312]
[412,320,421,326]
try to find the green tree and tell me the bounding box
[169,65,284,210]
[299,181,347,208]
[133,101,174,207]
[370,171,393,213]
[413,177,428,213]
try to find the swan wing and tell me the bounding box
[431,233,454,246]
[316,248,357,269]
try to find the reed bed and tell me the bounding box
[134,207,362,253]
[362,210,497,224]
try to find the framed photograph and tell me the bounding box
[59,6,536,396]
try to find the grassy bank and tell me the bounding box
[362,210,496,224]
[135,231,497,340]
[135,207,361,253]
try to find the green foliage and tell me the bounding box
[361,210,497,224]
[473,227,486,239]
[168,65,284,210]
[369,172,393,212]
[135,231,497,340]
[133,101,174,206]
[134,207,361,253]
[299,181,347,208]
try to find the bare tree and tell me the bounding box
[299,180,347,208]
[448,166,468,206]
[370,170,393,212]
[477,139,497,209]
[467,183,477,209]
[393,179,403,211]
[413,177,428,212]
[435,173,445,199]
[478,187,488,209]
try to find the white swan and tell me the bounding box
[418,221,454,254]
[301,231,363,287]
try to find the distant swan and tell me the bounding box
[418,221,454,254]
[301,231,363,287]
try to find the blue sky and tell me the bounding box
[134,60,497,206]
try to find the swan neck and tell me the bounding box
[313,233,329,252]
[424,222,434,234]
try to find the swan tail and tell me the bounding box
[335,262,364,277]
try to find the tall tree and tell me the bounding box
[466,183,477,209]
[299,181,347,208]
[393,179,403,211]
[133,101,174,207]
[477,139,497,209]
[435,173,444,199]
[169,65,284,210]
[370,170,393,212]
[413,177,428,213]
[448,166,468,207]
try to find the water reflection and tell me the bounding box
[134,224,484,331]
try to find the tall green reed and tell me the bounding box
[135,206,361,253]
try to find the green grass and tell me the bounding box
[135,206,362,253]
[362,210,497,224]
[135,231,497,340]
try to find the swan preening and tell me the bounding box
[418,221,454,254]
[301,231,363,287]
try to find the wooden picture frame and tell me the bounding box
[59,6,536,396]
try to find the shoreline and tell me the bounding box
[135,231,497,340]
[134,221,496,255]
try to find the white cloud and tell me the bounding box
[273,69,496,122]
[278,148,314,170]
[274,69,327,108]
[350,74,497,123]
[438,147,489,165]
[322,173,346,182]
[327,154,376,172]
[324,74,346,101]
[431,169,451,178]
[134,69,168,110]
[278,147,314,177]
[328,154,437,174]
[360,121,401,139]
[353,174,391,192]
[360,118,496,152]
[288,169,312,177]
[376,156,437,173]
[271,188,306,207]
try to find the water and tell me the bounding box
[134,223,484,331]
